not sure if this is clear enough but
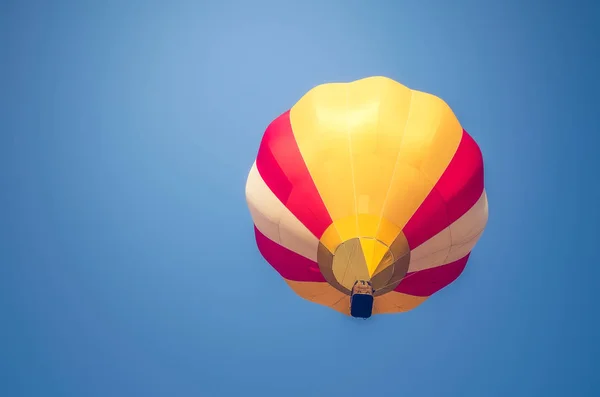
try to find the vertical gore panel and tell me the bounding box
[403,130,484,249]
[256,110,332,238]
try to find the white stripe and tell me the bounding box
[408,190,488,272]
[245,162,319,261]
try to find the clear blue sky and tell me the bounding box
[2,1,599,396]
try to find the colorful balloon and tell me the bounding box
[245,76,488,318]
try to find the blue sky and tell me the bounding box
[2,1,599,396]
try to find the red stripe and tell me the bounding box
[256,110,332,238]
[394,254,470,297]
[254,226,326,283]
[403,130,484,249]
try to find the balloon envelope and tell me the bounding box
[245,76,488,316]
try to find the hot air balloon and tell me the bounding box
[245,76,488,318]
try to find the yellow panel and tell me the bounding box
[319,214,401,254]
[380,89,463,228]
[289,76,463,240]
[284,280,349,315]
[371,242,395,277]
[373,292,428,314]
[319,224,344,254]
[359,237,389,276]
[359,238,375,274]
